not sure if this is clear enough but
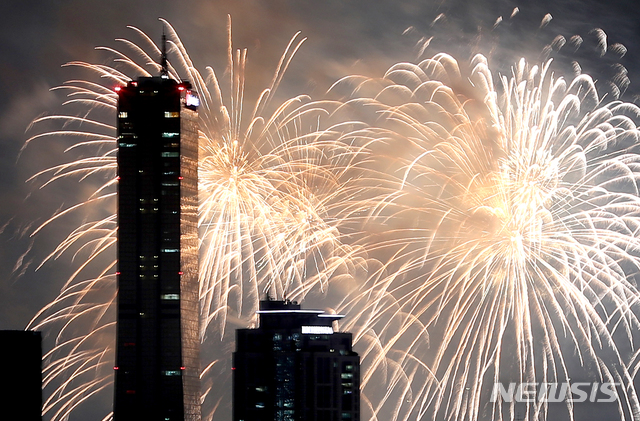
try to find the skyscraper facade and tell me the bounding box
[113,74,201,421]
[0,330,42,421]
[233,300,360,421]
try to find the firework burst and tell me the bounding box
[331,52,640,420]
[194,20,361,335]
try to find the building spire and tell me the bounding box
[160,30,169,78]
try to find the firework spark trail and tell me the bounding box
[329,51,640,420]
[25,18,368,421]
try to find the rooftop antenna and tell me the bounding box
[160,30,169,78]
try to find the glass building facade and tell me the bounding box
[114,76,200,421]
[233,300,360,421]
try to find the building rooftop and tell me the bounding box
[255,299,344,331]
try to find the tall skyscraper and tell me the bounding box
[233,299,360,421]
[113,58,201,420]
[0,330,42,421]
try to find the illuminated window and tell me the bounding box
[118,112,128,118]
[161,294,180,300]
[186,93,200,107]
[161,248,179,253]
[302,326,333,335]
[161,152,180,158]
[162,370,181,376]
[164,111,179,118]
[341,373,353,379]
[162,132,179,138]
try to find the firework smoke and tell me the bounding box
[20,12,640,421]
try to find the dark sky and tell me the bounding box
[1,0,640,420]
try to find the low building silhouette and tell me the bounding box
[233,299,360,421]
[0,330,42,421]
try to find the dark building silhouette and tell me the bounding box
[0,330,42,421]
[233,300,360,421]
[113,65,201,421]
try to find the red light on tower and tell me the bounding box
[114,86,122,92]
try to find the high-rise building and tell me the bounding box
[0,330,42,421]
[233,299,360,421]
[113,62,201,421]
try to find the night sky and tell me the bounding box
[1,0,640,420]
